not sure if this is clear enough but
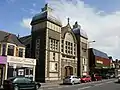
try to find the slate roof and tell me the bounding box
[31,4,62,26]
[92,48,109,59]
[72,22,88,39]
[19,35,31,45]
[0,30,25,47]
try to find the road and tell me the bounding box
[39,79,120,90]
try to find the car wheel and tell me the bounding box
[71,81,75,85]
[14,86,19,90]
[36,84,39,90]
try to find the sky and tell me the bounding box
[0,0,120,59]
[0,0,44,36]
[46,0,120,60]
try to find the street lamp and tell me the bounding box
[88,40,95,43]
[88,40,95,48]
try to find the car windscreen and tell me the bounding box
[13,77,25,83]
[65,76,71,79]
[7,77,16,81]
[82,76,86,78]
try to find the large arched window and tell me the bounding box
[7,45,14,56]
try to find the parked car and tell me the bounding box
[118,76,120,83]
[81,75,91,83]
[102,73,111,79]
[110,73,115,78]
[63,75,81,85]
[91,74,102,81]
[3,77,41,90]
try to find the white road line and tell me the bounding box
[48,88,53,89]
[78,86,91,90]
[94,83,103,86]
[105,81,113,84]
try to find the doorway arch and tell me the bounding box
[64,66,73,77]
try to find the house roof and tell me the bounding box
[20,35,31,45]
[31,4,62,26]
[91,48,109,59]
[72,22,88,39]
[0,30,25,47]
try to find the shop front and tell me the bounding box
[0,56,7,86]
[6,56,36,81]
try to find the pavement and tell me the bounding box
[39,78,118,90]
[0,79,117,90]
[41,80,63,88]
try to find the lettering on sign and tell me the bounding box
[96,60,103,64]
[8,56,35,65]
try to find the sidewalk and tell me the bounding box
[40,79,115,88]
[41,80,63,87]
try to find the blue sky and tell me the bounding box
[83,0,120,13]
[47,0,120,59]
[0,0,120,37]
[0,0,44,37]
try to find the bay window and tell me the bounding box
[7,45,14,56]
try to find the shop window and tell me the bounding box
[25,69,29,75]
[19,48,23,57]
[30,69,33,75]
[18,69,24,76]
[7,45,14,56]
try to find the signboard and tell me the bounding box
[7,56,36,65]
[0,56,7,64]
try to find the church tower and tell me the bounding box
[31,4,62,82]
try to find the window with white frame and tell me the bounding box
[53,52,55,60]
[74,43,76,55]
[61,40,64,52]
[50,38,59,51]
[19,48,23,57]
[7,45,14,56]
[55,63,58,71]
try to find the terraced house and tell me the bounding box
[20,4,89,82]
[0,31,36,86]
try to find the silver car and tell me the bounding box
[118,77,120,82]
[63,75,81,85]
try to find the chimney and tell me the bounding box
[17,34,20,38]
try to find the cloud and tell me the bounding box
[20,18,32,30]
[6,0,16,3]
[29,9,40,15]
[46,0,120,59]
[33,3,36,7]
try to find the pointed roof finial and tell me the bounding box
[42,3,52,12]
[67,17,70,24]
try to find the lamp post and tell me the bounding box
[88,40,95,43]
[88,40,95,48]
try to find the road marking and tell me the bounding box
[94,83,103,86]
[105,81,113,84]
[48,88,53,89]
[58,87,63,88]
[77,86,91,90]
